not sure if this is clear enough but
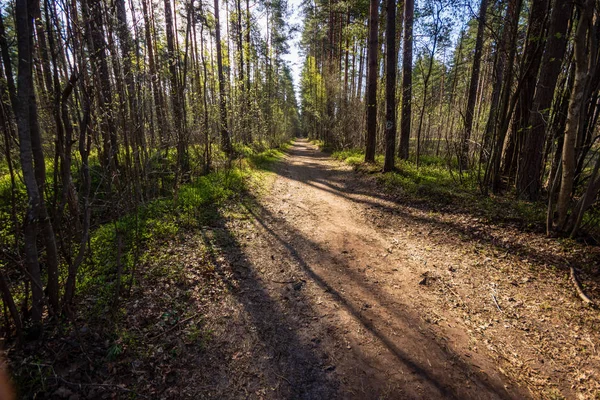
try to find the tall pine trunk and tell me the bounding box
[383,0,396,172]
[555,0,595,231]
[15,0,45,324]
[364,0,379,163]
[398,0,413,160]
[517,0,572,200]
[461,0,488,170]
[214,0,232,155]
[502,0,548,182]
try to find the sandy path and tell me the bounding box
[226,139,524,399]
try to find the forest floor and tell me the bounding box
[14,139,600,399]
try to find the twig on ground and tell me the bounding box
[148,313,199,341]
[54,377,148,398]
[274,372,291,385]
[491,293,502,313]
[271,279,295,284]
[570,267,595,306]
[489,285,502,312]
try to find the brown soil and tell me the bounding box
[207,139,599,399]
[15,139,600,399]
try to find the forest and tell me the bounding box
[300,0,600,237]
[0,0,599,397]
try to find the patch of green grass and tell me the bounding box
[309,139,324,148]
[331,148,367,166]
[185,320,213,349]
[332,148,470,200]
[79,145,285,314]
[331,148,547,227]
[544,388,565,400]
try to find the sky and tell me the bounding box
[280,0,304,100]
[247,0,303,101]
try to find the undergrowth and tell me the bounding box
[80,144,287,311]
[11,142,289,397]
[327,146,547,229]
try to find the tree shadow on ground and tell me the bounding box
[275,141,600,285]
[189,175,525,398]
[233,195,523,399]
[196,209,340,399]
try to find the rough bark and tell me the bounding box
[461,0,488,170]
[517,0,572,200]
[486,0,523,193]
[556,0,594,230]
[214,0,232,155]
[399,0,413,160]
[383,0,397,172]
[364,0,379,163]
[15,0,44,324]
[502,0,548,181]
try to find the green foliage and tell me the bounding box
[332,148,547,227]
[332,148,376,166]
[299,55,327,138]
[78,145,286,310]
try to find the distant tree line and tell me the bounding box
[0,0,298,336]
[298,0,600,237]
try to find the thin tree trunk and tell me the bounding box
[517,0,572,200]
[503,0,548,182]
[556,0,594,230]
[214,0,232,155]
[399,0,413,160]
[15,0,45,325]
[364,0,379,163]
[461,0,488,170]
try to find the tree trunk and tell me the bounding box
[364,0,379,163]
[555,0,594,231]
[461,0,488,170]
[517,0,572,200]
[15,0,45,325]
[399,0,413,160]
[503,0,548,183]
[486,0,523,193]
[214,0,232,155]
[86,0,118,172]
[383,0,396,172]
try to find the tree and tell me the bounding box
[14,0,45,324]
[365,0,379,163]
[502,0,548,181]
[517,0,573,200]
[383,0,397,172]
[554,0,595,231]
[461,0,487,170]
[484,0,523,193]
[214,0,232,155]
[399,0,413,160]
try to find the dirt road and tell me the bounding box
[13,141,599,399]
[205,139,522,399]
[178,139,599,399]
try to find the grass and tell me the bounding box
[10,141,290,397]
[328,146,547,229]
[0,139,289,310]
[78,143,288,314]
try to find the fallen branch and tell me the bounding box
[148,313,199,341]
[55,377,147,398]
[271,279,295,284]
[491,293,502,313]
[570,267,595,306]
